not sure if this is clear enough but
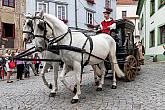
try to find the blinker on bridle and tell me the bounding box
[22,18,34,41]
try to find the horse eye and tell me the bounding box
[27,20,33,27]
[38,22,45,31]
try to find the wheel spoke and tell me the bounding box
[124,55,138,81]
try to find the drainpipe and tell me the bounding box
[144,0,147,52]
[75,0,78,29]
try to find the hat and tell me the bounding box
[103,8,113,14]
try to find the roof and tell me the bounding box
[136,0,145,15]
[117,0,138,5]
[116,19,135,30]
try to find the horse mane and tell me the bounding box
[43,13,68,33]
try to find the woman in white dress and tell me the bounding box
[4,49,14,83]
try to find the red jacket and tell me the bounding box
[101,19,115,34]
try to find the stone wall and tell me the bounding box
[0,0,26,49]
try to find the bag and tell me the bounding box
[8,60,16,69]
[33,60,37,64]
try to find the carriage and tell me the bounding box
[105,19,141,81]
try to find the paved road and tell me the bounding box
[0,61,165,110]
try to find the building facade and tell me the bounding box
[116,0,140,43]
[0,0,26,49]
[137,0,165,61]
[26,0,116,30]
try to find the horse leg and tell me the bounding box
[59,63,73,92]
[108,50,117,89]
[49,62,59,97]
[96,62,106,91]
[92,65,100,86]
[41,62,53,89]
[71,61,81,104]
[110,59,117,89]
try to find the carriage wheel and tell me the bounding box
[124,55,138,81]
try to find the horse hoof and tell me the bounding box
[49,83,53,89]
[96,87,102,91]
[71,99,79,104]
[73,86,77,94]
[95,81,99,86]
[49,93,56,97]
[111,85,117,89]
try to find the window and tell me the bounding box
[150,30,155,47]
[2,0,15,7]
[150,0,155,16]
[122,11,127,18]
[37,2,48,13]
[57,4,67,20]
[2,23,15,48]
[158,0,165,9]
[86,11,94,25]
[140,14,144,29]
[105,0,110,8]
[2,23,15,38]
[87,0,95,4]
[158,25,165,45]
[5,38,14,48]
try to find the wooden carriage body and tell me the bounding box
[106,19,140,81]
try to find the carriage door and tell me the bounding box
[125,29,134,55]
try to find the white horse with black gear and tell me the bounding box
[32,11,125,103]
[23,14,60,96]
[22,14,100,97]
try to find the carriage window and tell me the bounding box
[57,4,67,20]
[150,30,155,47]
[158,25,165,45]
[86,10,94,25]
[37,2,48,13]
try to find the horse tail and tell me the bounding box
[109,40,125,78]
[114,61,125,78]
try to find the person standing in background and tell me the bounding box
[29,55,38,76]
[137,41,145,65]
[4,49,14,83]
[16,49,24,80]
[0,51,6,80]
[33,53,41,74]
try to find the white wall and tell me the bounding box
[116,5,139,19]
[26,0,116,29]
[139,0,165,55]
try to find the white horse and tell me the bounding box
[22,14,101,94]
[33,11,125,103]
[23,15,60,96]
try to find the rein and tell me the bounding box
[14,58,62,62]
[49,28,72,45]
[15,46,35,58]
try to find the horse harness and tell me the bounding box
[32,16,94,68]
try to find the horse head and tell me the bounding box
[23,14,34,44]
[32,11,55,50]
[33,11,70,50]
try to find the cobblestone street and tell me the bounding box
[0,61,165,110]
